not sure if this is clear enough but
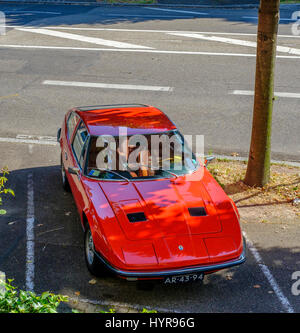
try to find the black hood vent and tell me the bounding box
[188,207,207,217]
[127,212,147,223]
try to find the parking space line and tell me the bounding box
[16,28,153,50]
[243,232,294,313]
[43,80,174,92]
[26,173,35,292]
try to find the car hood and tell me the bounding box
[99,169,222,241]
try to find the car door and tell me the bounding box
[69,121,89,214]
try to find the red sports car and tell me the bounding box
[57,104,245,285]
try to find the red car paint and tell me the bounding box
[58,104,245,281]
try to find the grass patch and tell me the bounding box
[207,159,300,209]
[280,0,300,3]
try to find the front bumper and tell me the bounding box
[94,244,246,280]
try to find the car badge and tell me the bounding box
[178,245,184,251]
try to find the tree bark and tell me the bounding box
[244,0,280,187]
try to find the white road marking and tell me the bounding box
[0,136,58,145]
[16,28,153,49]
[168,32,257,47]
[26,173,35,292]
[143,7,208,15]
[231,90,300,99]
[3,25,300,38]
[43,80,174,92]
[16,134,57,142]
[243,232,294,313]
[1,44,300,59]
[168,32,300,56]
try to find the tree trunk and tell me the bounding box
[244,0,280,187]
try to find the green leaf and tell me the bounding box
[4,189,14,196]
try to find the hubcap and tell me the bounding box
[86,230,94,265]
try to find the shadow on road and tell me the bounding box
[0,3,296,29]
[0,163,299,312]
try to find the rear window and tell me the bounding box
[67,112,80,141]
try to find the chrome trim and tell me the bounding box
[76,104,148,112]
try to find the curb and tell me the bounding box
[213,154,300,168]
[67,296,174,313]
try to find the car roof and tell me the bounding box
[73,104,177,136]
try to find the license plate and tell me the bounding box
[164,272,204,284]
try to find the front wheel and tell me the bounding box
[84,226,111,277]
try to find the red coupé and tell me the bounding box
[57,104,245,285]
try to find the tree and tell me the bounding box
[244,0,280,187]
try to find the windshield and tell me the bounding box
[84,130,199,180]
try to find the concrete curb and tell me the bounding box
[67,296,174,313]
[213,154,300,168]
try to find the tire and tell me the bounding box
[61,155,70,192]
[84,225,111,277]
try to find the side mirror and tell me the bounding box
[68,166,80,175]
[204,156,216,167]
[57,128,61,143]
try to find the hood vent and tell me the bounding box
[188,207,207,217]
[127,212,147,223]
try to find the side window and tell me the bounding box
[79,137,89,169]
[72,121,88,168]
[67,112,80,141]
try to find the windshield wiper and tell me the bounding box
[161,169,178,179]
[96,169,130,182]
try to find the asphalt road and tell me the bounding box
[0,3,300,314]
